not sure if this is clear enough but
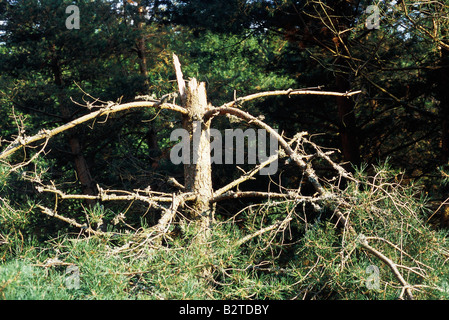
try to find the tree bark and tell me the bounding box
[50,45,96,206]
[174,66,214,287]
[182,78,214,238]
[336,69,360,167]
[439,46,449,163]
[332,1,360,168]
[136,6,148,80]
[133,5,160,165]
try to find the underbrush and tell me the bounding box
[2,163,449,299]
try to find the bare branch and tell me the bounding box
[0,101,187,160]
[151,193,184,234]
[302,137,356,182]
[7,138,50,174]
[35,184,196,205]
[235,217,292,247]
[365,236,434,272]
[334,209,415,300]
[36,204,102,236]
[211,190,333,204]
[217,88,362,109]
[205,105,327,195]
[213,154,279,198]
[357,234,415,300]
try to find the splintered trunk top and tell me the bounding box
[182,78,213,226]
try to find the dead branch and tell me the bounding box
[35,183,196,205]
[151,193,184,234]
[204,105,327,195]
[32,257,75,268]
[0,100,187,160]
[334,209,415,300]
[167,177,185,191]
[7,139,50,174]
[357,234,415,300]
[36,204,103,236]
[218,88,362,109]
[235,217,293,247]
[211,191,333,204]
[212,191,289,202]
[213,131,308,198]
[302,136,356,182]
[365,236,434,272]
[213,153,279,198]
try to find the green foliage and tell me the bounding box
[2,0,449,301]
[171,31,296,105]
[2,162,449,300]
[0,259,71,300]
[0,238,130,299]
[283,163,449,300]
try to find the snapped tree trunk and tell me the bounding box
[175,67,214,290]
[173,54,214,239]
[182,78,214,239]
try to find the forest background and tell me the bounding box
[1,0,449,300]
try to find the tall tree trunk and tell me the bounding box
[136,5,149,86]
[50,46,96,207]
[336,68,360,167]
[439,46,449,163]
[134,4,160,164]
[332,1,360,168]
